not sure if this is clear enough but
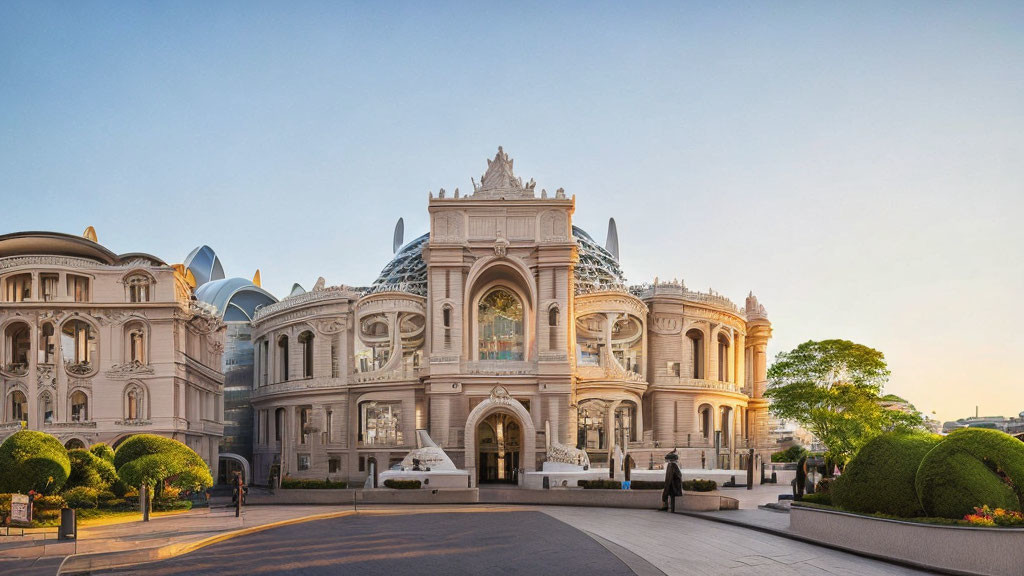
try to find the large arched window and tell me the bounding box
[9,390,27,423]
[298,331,314,378]
[548,306,559,351]
[125,322,147,365]
[4,322,31,376]
[125,273,152,303]
[576,399,608,451]
[70,390,88,422]
[39,322,55,364]
[62,320,97,375]
[277,335,289,382]
[478,288,524,361]
[124,383,146,421]
[686,329,704,379]
[698,403,713,440]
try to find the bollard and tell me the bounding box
[59,508,76,540]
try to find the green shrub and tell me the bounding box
[801,492,833,506]
[152,498,192,512]
[0,431,70,494]
[682,479,717,492]
[89,443,115,462]
[916,428,1024,519]
[832,431,940,517]
[280,477,348,489]
[66,449,119,491]
[383,479,422,489]
[772,445,808,463]
[63,486,99,509]
[34,509,61,521]
[629,481,664,490]
[33,494,67,511]
[0,493,11,524]
[113,434,213,493]
[577,479,622,489]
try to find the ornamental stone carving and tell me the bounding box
[433,213,464,242]
[106,361,155,379]
[314,318,346,335]
[540,210,568,242]
[651,314,682,335]
[489,385,514,406]
[36,365,55,388]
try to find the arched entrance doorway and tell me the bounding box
[477,413,521,484]
[217,453,251,485]
[463,386,537,488]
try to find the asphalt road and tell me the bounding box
[101,511,638,576]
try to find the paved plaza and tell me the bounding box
[0,504,932,576]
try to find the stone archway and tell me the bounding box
[218,452,251,485]
[464,386,536,487]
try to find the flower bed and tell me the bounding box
[791,503,1024,576]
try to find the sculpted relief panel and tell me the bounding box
[540,210,568,242]
[433,213,464,243]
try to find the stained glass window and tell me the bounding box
[478,288,524,361]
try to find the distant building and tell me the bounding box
[0,230,226,475]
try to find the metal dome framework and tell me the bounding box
[367,227,625,298]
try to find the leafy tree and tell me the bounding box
[113,435,213,497]
[765,339,922,464]
[0,430,70,494]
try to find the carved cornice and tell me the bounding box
[106,361,154,379]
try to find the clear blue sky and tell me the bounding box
[2,2,1022,422]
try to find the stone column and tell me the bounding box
[706,324,717,381]
[754,343,768,398]
[734,332,745,389]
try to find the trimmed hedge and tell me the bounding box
[280,478,348,489]
[682,479,717,492]
[113,434,213,492]
[832,431,940,517]
[577,479,621,489]
[383,479,421,489]
[63,486,99,509]
[801,492,832,506]
[629,481,664,490]
[0,430,70,494]
[771,445,808,463]
[67,449,119,491]
[916,428,1024,519]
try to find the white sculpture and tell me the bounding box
[544,420,590,469]
[398,429,457,471]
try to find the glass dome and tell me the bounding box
[368,232,430,296]
[573,226,627,294]
[368,227,625,297]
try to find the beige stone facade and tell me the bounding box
[0,232,226,475]
[250,148,773,487]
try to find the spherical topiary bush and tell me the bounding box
[0,431,71,494]
[113,434,212,492]
[916,428,1024,519]
[89,442,115,463]
[832,431,940,517]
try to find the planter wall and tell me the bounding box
[790,505,1024,576]
[246,488,479,506]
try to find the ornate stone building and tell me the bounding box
[250,148,773,486]
[0,231,226,475]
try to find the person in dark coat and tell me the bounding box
[660,449,683,512]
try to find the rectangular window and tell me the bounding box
[297,454,310,471]
[360,401,402,446]
[40,274,59,301]
[5,274,32,302]
[275,409,283,442]
[326,409,333,443]
[299,407,311,444]
[358,456,365,472]
[67,275,90,302]
[329,456,341,474]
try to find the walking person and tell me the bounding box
[660,449,682,512]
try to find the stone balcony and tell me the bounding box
[653,377,743,394]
